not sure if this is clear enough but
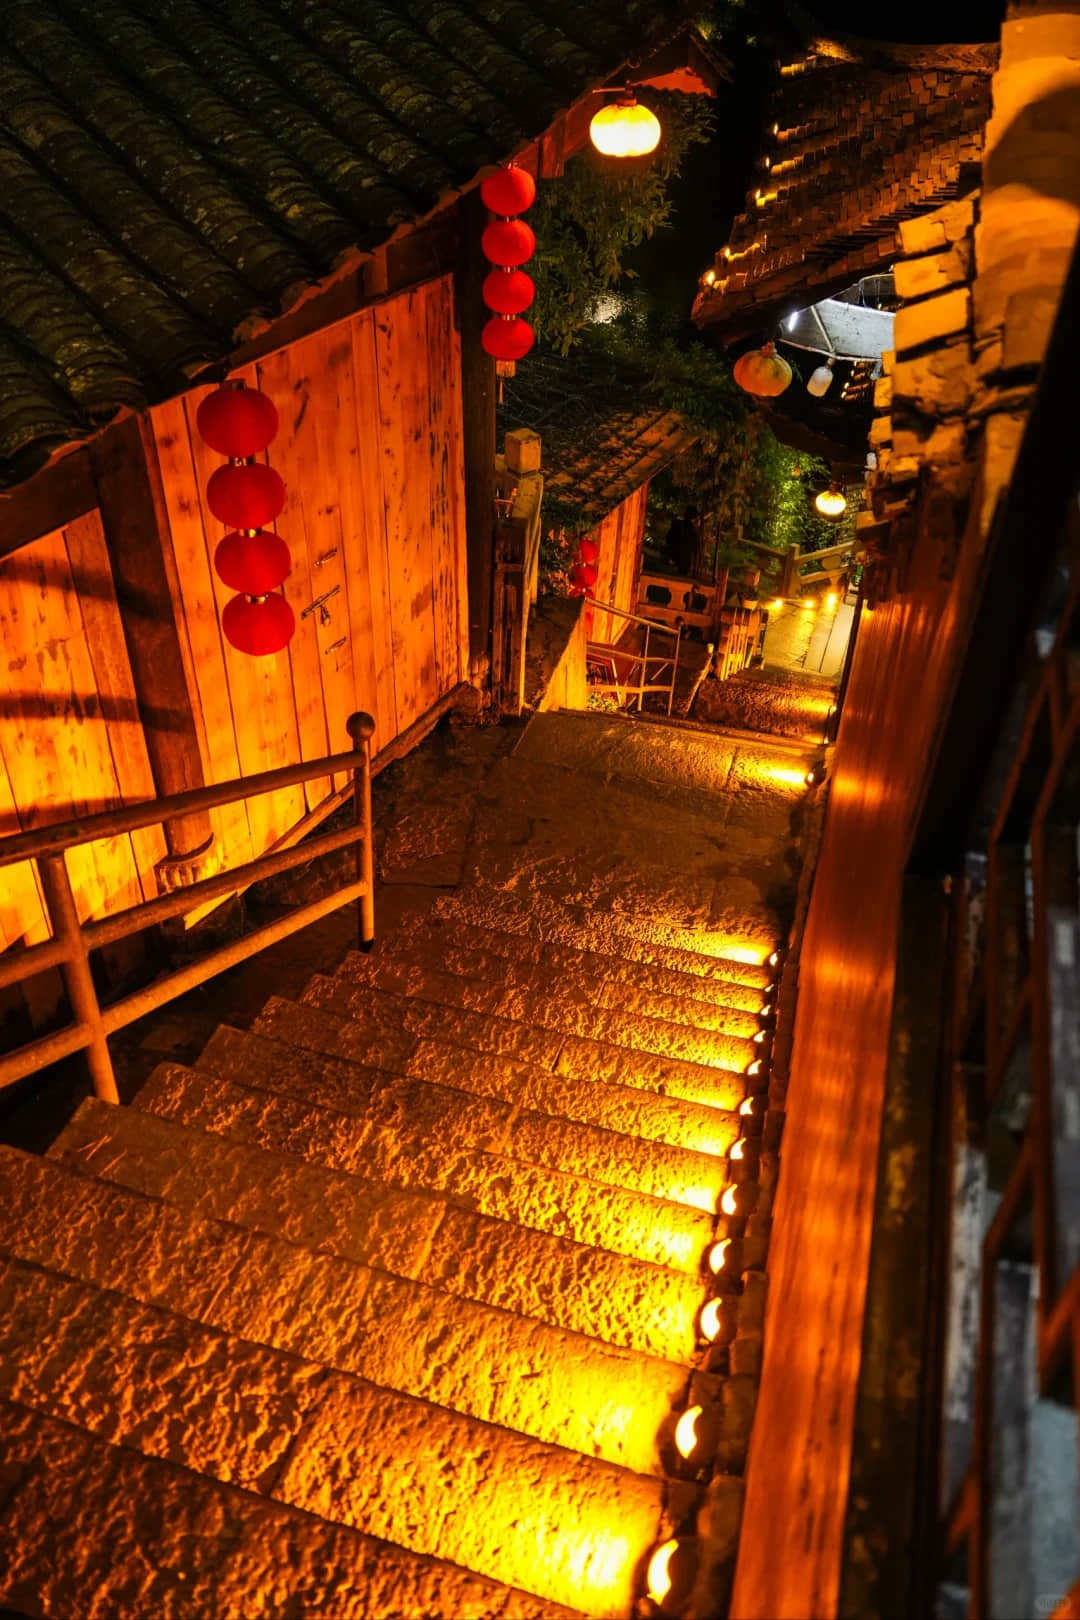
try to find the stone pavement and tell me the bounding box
[0,702,820,1620]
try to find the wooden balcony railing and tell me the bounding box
[585,598,682,716]
[0,713,377,1106]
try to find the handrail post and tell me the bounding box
[38,852,118,1104]
[669,624,682,717]
[640,624,650,711]
[347,713,376,951]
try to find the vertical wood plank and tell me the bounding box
[425,277,465,695]
[151,393,255,870]
[61,511,167,898]
[0,737,46,950]
[350,309,398,742]
[0,528,141,929]
[256,340,334,808]
[375,290,440,730]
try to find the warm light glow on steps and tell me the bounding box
[708,1238,732,1274]
[647,1540,680,1604]
[674,1405,704,1460]
[699,1298,725,1342]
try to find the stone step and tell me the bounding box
[303,972,761,1079]
[199,1021,742,1168]
[149,1032,728,1216]
[0,1252,667,1618]
[0,1236,692,1503]
[257,992,750,1116]
[433,887,777,988]
[373,908,775,1016]
[340,936,767,1040]
[1,1401,581,1620]
[46,1102,713,1361]
[21,1134,735,1464]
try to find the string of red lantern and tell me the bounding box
[479,165,536,391]
[196,381,295,656]
[568,533,600,638]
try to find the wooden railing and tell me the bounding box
[585,599,683,716]
[0,713,377,1106]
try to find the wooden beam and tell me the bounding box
[454,189,497,687]
[229,209,460,371]
[88,415,213,877]
[0,448,97,558]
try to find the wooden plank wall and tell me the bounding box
[0,274,468,959]
[151,274,469,871]
[587,484,649,643]
[0,514,165,950]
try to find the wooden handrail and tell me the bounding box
[585,595,680,635]
[0,714,378,1104]
[0,746,368,869]
[585,597,682,717]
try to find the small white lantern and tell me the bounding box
[807,360,834,398]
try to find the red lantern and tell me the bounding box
[214,529,291,594]
[196,385,278,458]
[482,317,534,362]
[222,592,295,656]
[481,219,536,267]
[578,537,600,565]
[206,463,286,529]
[480,166,537,216]
[482,268,535,316]
[570,561,598,590]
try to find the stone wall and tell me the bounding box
[860,1,1080,593]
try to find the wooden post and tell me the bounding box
[346,713,376,950]
[455,189,497,690]
[89,415,213,881]
[38,852,118,1103]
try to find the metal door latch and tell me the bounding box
[302,584,341,622]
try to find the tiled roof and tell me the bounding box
[0,0,690,489]
[499,345,696,532]
[694,35,996,340]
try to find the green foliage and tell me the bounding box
[559,327,859,587]
[530,92,714,356]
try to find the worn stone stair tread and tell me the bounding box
[199,1022,742,1167]
[256,992,749,1115]
[432,888,776,988]
[0,1174,695,1480]
[0,1166,702,1483]
[42,1103,710,1360]
[126,1062,720,1312]
[337,938,766,1040]
[363,909,774,1016]
[512,707,809,794]
[301,971,759,1081]
[146,1035,726,1215]
[2,1270,666,1620]
[1,1401,583,1620]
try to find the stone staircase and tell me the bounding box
[0,710,815,1620]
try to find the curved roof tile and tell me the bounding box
[0,0,688,488]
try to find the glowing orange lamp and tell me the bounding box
[590,92,661,158]
[815,482,847,517]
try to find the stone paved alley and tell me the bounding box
[0,687,824,1618]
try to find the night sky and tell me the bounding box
[810,0,1004,43]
